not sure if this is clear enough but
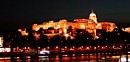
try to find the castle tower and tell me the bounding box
[89,9,97,39]
[89,9,97,23]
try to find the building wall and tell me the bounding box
[32,19,117,38]
[97,22,117,32]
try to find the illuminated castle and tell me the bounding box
[19,10,117,38]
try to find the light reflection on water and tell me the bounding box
[0,55,120,62]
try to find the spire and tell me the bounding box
[91,9,95,14]
[92,9,94,13]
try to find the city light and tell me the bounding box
[0,37,3,47]
[0,48,10,52]
[118,56,130,62]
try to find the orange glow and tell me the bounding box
[72,46,75,49]
[102,47,104,49]
[80,24,85,29]
[27,47,30,49]
[70,48,74,51]
[86,47,90,50]
[98,46,100,48]
[18,29,22,32]
[34,33,40,40]
[94,47,96,50]
[47,46,50,49]
[65,46,67,49]
[42,48,46,50]
[64,34,69,37]
[18,29,29,36]
[55,46,59,49]
[81,46,84,48]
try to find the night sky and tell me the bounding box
[0,0,130,32]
